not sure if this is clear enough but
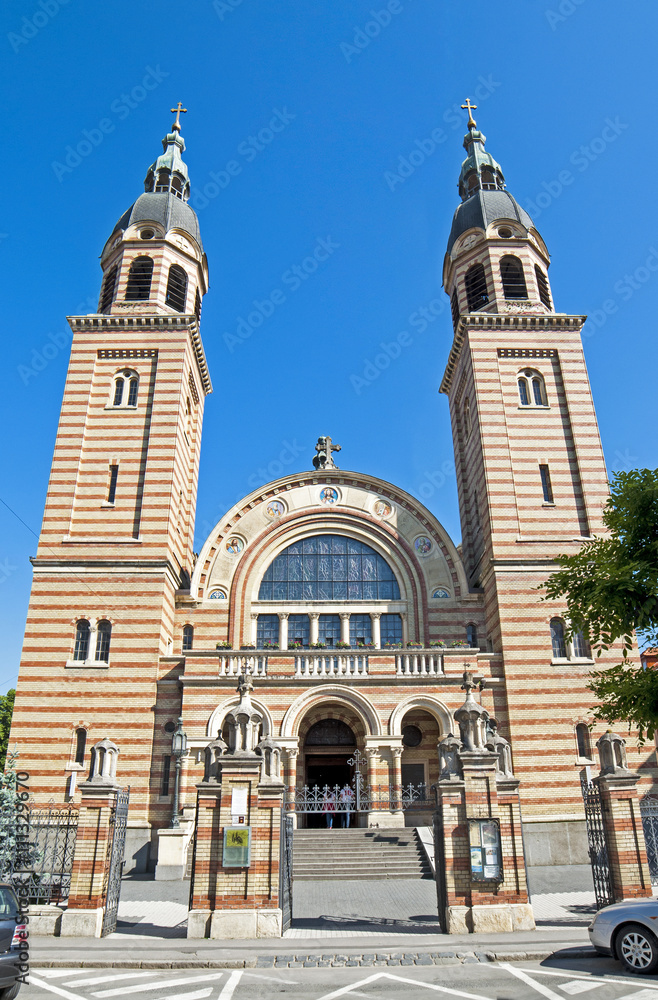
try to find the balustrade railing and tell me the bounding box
[218,655,268,677]
[294,655,368,678]
[395,653,443,676]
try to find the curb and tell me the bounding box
[32,946,596,970]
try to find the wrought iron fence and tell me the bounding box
[640,795,658,886]
[580,773,614,910]
[285,781,433,814]
[0,805,79,905]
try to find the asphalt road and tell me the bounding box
[19,957,658,1000]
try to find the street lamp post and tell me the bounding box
[170,716,188,829]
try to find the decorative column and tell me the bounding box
[593,731,652,903]
[434,673,533,935]
[278,613,289,650]
[308,612,319,645]
[188,671,286,940]
[61,739,120,937]
[340,612,350,644]
[388,745,405,828]
[370,613,381,649]
[400,612,408,645]
[250,612,258,645]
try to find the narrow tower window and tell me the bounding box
[535,265,552,309]
[182,625,194,651]
[464,263,489,311]
[127,377,139,407]
[113,378,124,406]
[74,728,87,765]
[539,464,554,503]
[125,256,153,301]
[576,723,592,759]
[532,376,545,406]
[194,288,202,321]
[73,620,90,661]
[450,290,460,330]
[95,620,112,662]
[99,265,118,314]
[165,265,188,312]
[550,618,567,658]
[464,397,472,438]
[500,256,528,299]
[572,629,591,658]
[518,377,530,405]
[466,624,478,647]
[161,755,171,796]
[107,465,119,504]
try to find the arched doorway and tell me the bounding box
[400,709,441,824]
[297,704,365,827]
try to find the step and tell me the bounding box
[292,826,431,880]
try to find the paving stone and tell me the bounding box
[387,958,401,965]
[376,954,391,960]
[345,959,359,967]
[288,961,303,968]
[474,952,491,963]
[414,955,433,965]
[400,958,415,965]
[463,956,479,964]
[331,961,345,967]
[435,957,461,966]
[334,955,349,962]
[256,957,275,967]
[317,961,331,967]
[275,954,295,964]
[303,961,317,967]
[361,953,377,961]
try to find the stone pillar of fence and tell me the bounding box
[60,738,119,937]
[434,675,533,934]
[593,730,652,902]
[188,672,286,939]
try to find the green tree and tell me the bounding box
[544,468,658,739]
[0,689,15,771]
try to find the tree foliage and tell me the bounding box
[0,689,15,771]
[544,468,658,739]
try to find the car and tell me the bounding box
[589,897,658,974]
[0,883,26,1000]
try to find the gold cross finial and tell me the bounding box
[461,98,477,129]
[170,102,187,132]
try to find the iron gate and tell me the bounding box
[0,805,79,904]
[280,811,293,933]
[101,787,130,937]
[640,795,658,885]
[580,773,614,909]
[285,780,433,820]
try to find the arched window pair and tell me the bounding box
[73,619,112,663]
[550,618,591,660]
[112,369,139,408]
[518,369,547,407]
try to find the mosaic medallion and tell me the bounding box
[414,535,433,555]
[319,486,339,505]
[266,499,285,519]
[209,590,227,600]
[432,588,450,599]
[374,499,393,519]
[226,537,244,555]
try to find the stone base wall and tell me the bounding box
[522,818,589,867]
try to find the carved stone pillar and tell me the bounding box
[250,612,258,645]
[370,613,381,648]
[340,612,350,644]
[309,612,319,645]
[286,748,299,789]
[400,612,408,645]
[278,613,289,650]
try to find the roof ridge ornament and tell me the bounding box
[170,102,187,133]
[461,98,477,130]
[313,436,341,470]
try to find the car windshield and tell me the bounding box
[0,887,19,919]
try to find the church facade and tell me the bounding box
[11,105,652,875]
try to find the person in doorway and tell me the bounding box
[322,788,336,828]
[339,784,354,827]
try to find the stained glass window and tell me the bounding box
[318,614,341,646]
[258,535,400,601]
[349,614,372,645]
[381,613,402,644]
[257,615,279,645]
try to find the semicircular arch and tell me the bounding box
[280,685,381,739]
[206,698,274,739]
[389,694,453,737]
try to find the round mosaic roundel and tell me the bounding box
[374,499,393,518]
[226,537,244,555]
[414,536,433,555]
[266,500,285,518]
[320,487,339,505]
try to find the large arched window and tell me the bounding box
[73,620,90,661]
[258,535,401,601]
[500,255,528,299]
[112,369,139,408]
[125,256,153,301]
[99,265,118,314]
[550,618,567,659]
[518,369,547,407]
[165,264,188,312]
[464,263,489,311]
[95,620,112,662]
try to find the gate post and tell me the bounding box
[188,672,286,939]
[60,738,120,937]
[434,675,534,934]
[594,731,652,903]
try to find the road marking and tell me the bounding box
[243,972,299,984]
[218,970,243,999]
[28,976,89,1000]
[161,991,212,1000]
[32,971,94,979]
[93,973,225,997]
[64,973,158,987]
[618,991,658,1000]
[558,982,602,994]
[316,971,495,1000]
[499,965,565,999]
[532,968,658,990]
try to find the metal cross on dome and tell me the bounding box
[313,435,341,470]
[170,102,187,132]
[461,98,477,128]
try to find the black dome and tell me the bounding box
[109,191,202,251]
[447,190,534,254]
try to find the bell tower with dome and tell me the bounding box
[440,103,612,816]
[9,110,213,864]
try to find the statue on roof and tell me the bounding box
[313,436,341,470]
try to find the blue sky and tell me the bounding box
[1,0,656,693]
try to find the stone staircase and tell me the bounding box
[292,827,433,881]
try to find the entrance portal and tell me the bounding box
[302,718,357,828]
